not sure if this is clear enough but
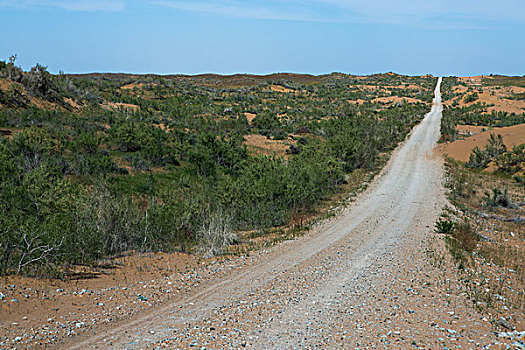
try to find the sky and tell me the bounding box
[0,0,524,76]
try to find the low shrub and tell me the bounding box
[435,218,455,234]
[483,187,516,208]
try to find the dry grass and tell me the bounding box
[443,158,524,327]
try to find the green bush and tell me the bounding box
[483,187,516,208]
[496,144,524,175]
[435,218,455,234]
[464,92,479,103]
[465,146,491,168]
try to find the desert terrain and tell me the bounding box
[0,65,523,349]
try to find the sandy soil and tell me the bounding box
[458,76,485,86]
[101,102,140,112]
[120,83,146,90]
[269,85,294,93]
[403,83,424,90]
[353,84,381,91]
[456,124,487,137]
[0,129,14,140]
[439,123,525,162]
[372,96,424,105]
[0,78,12,90]
[64,97,81,110]
[476,90,525,114]
[243,134,295,157]
[347,98,367,105]
[0,251,268,349]
[243,112,256,124]
[453,85,468,94]
[445,77,525,114]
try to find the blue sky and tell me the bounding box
[0,0,524,76]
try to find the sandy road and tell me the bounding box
[65,78,502,349]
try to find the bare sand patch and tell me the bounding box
[458,76,485,86]
[0,251,216,347]
[121,83,145,90]
[354,84,380,91]
[456,124,487,138]
[506,86,525,94]
[0,77,13,90]
[439,123,525,162]
[244,112,256,124]
[348,99,367,105]
[244,134,295,157]
[372,96,423,104]
[269,85,294,93]
[101,102,140,112]
[64,97,81,109]
[476,90,525,114]
[453,85,468,93]
[447,78,525,114]
[29,97,57,110]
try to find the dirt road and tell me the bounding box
[64,78,505,349]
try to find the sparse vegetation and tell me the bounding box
[482,187,516,208]
[438,76,524,322]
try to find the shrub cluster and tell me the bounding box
[0,60,435,275]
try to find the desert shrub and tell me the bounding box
[464,92,479,103]
[270,129,288,140]
[223,156,290,228]
[485,133,507,158]
[0,149,76,274]
[111,121,142,152]
[22,64,60,102]
[465,146,491,168]
[439,107,464,142]
[0,61,438,274]
[198,209,238,258]
[453,221,479,253]
[8,127,58,171]
[435,218,455,234]
[496,144,524,175]
[440,120,459,142]
[186,131,247,177]
[214,142,344,230]
[465,134,510,170]
[440,116,459,142]
[324,112,379,171]
[126,154,151,171]
[446,165,474,200]
[72,183,149,257]
[253,112,281,134]
[70,130,104,154]
[140,128,181,166]
[0,55,23,82]
[68,152,125,176]
[483,187,516,208]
